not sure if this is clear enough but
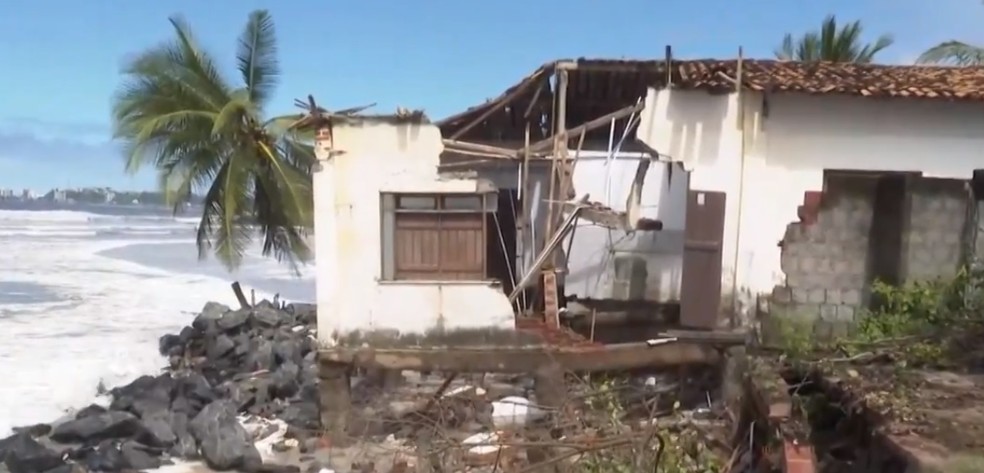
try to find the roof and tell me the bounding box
[572,58,984,99]
[438,58,984,143]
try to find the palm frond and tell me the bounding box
[917,41,984,66]
[168,16,232,107]
[774,14,892,63]
[252,171,313,275]
[237,10,279,107]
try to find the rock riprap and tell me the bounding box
[0,301,319,473]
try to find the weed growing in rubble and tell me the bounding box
[772,265,984,366]
[577,377,723,473]
[851,266,984,366]
[770,313,817,360]
[935,453,984,473]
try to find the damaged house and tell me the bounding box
[310,58,984,346]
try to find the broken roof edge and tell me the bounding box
[437,56,984,130]
[292,109,431,131]
[435,60,559,127]
[332,111,431,126]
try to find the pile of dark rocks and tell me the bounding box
[0,300,321,473]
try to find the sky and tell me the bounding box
[1,0,982,192]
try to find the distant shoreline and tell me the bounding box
[0,201,203,217]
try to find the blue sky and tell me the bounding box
[1,0,982,191]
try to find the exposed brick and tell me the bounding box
[783,441,817,473]
[769,401,792,421]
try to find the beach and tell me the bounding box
[0,206,314,435]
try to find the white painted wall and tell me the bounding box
[565,154,689,301]
[638,88,984,318]
[312,120,515,343]
[471,151,691,303]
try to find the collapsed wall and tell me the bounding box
[768,173,976,339]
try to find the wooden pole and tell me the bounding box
[665,45,673,86]
[231,282,250,309]
[543,69,569,256]
[520,124,533,314]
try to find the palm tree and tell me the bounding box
[112,10,314,272]
[917,41,984,66]
[775,15,894,63]
[917,1,984,66]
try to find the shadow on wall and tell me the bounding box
[662,90,727,167]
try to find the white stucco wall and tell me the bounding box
[313,120,515,343]
[565,153,689,301]
[638,88,984,317]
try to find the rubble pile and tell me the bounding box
[0,300,320,473]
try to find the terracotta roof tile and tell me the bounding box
[576,58,984,101]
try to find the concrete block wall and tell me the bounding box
[905,179,967,281]
[976,206,984,261]
[766,175,982,342]
[771,177,876,338]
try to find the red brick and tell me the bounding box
[769,400,792,421]
[783,441,816,473]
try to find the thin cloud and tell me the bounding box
[0,127,152,190]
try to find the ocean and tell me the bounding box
[0,204,315,435]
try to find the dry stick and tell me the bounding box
[513,437,637,473]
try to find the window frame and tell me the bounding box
[380,192,497,282]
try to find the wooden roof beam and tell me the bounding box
[447,68,552,141]
[517,101,646,155]
[442,139,518,159]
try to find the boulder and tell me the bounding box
[158,334,183,356]
[190,401,261,470]
[245,339,275,372]
[137,412,176,448]
[2,434,63,473]
[73,405,106,420]
[9,425,49,438]
[50,412,142,444]
[193,302,230,332]
[270,362,300,399]
[252,306,282,328]
[40,463,86,473]
[217,310,250,333]
[206,335,236,361]
[167,413,199,459]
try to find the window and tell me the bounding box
[381,192,497,281]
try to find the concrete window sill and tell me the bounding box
[377,279,502,287]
